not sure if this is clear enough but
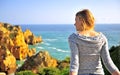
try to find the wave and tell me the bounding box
[48,47,70,53]
[41,42,51,46]
[44,39,58,42]
[37,46,44,49]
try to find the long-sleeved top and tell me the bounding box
[68,32,119,75]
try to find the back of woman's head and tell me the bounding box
[76,9,95,31]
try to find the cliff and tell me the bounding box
[0,46,16,74]
[23,29,42,45]
[17,51,58,73]
[0,22,42,74]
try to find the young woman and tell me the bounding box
[68,9,120,75]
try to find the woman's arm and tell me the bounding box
[100,37,120,74]
[68,38,79,75]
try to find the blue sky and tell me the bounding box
[0,0,120,24]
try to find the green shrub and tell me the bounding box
[16,70,37,75]
[62,57,70,63]
[38,67,60,75]
[60,67,69,75]
[38,67,70,75]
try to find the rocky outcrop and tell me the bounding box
[27,48,36,57]
[10,30,29,60]
[18,51,58,73]
[0,22,42,74]
[23,29,42,45]
[0,22,42,60]
[0,23,16,74]
[0,22,35,60]
[0,45,16,74]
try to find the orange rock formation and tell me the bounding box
[18,51,58,73]
[0,22,42,74]
[24,29,42,45]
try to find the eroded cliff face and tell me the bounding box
[0,22,42,74]
[0,23,16,74]
[23,29,42,45]
[0,46,16,74]
[18,51,58,73]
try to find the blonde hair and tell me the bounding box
[76,9,95,31]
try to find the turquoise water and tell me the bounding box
[20,24,120,60]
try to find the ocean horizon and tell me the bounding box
[19,24,120,60]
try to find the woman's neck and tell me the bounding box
[77,29,99,37]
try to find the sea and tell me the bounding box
[19,24,120,60]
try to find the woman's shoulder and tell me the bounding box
[99,32,108,42]
[68,33,78,42]
[68,33,76,38]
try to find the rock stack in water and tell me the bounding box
[0,22,42,74]
[24,29,42,45]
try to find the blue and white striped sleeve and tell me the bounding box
[68,38,79,73]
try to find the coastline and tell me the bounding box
[0,22,120,75]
